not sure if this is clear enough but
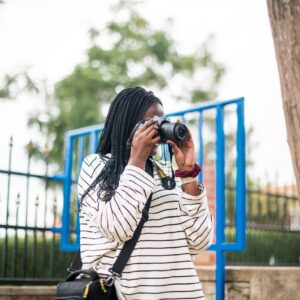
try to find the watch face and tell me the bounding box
[162,176,176,190]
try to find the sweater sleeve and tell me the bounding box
[154,159,214,254]
[178,187,214,254]
[78,154,156,243]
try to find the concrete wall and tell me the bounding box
[0,285,55,300]
[197,266,300,300]
[0,267,299,300]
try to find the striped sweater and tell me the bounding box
[78,153,214,300]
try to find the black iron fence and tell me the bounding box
[227,181,299,230]
[0,138,299,284]
[0,138,74,284]
[226,181,300,266]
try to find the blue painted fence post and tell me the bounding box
[216,105,226,300]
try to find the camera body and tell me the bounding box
[127,117,188,152]
[152,116,187,143]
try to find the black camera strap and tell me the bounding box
[126,120,145,157]
[70,157,154,285]
[151,144,176,190]
[168,144,176,179]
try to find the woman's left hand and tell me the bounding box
[167,127,196,172]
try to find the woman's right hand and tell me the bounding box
[128,119,161,169]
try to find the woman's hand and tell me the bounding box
[128,119,161,169]
[167,128,195,172]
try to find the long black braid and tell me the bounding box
[80,87,162,205]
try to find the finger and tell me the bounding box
[136,123,155,135]
[187,128,195,140]
[146,128,159,139]
[167,140,181,155]
[151,135,161,144]
[187,129,195,145]
[137,119,155,133]
[180,128,193,146]
[141,123,158,136]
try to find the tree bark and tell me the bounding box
[267,0,300,198]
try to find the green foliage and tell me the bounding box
[1,228,299,282]
[13,0,225,166]
[0,72,39,100]
[0,235,74,279]
[226,227,300,266]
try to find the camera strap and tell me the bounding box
[126,118,177,190]
[126,120,145,155]
[150,145,176,190]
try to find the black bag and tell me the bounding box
[57,269,118,300]
[56,158,154,300]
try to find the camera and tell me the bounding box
[152,116,187,143]
[127,117,188,151]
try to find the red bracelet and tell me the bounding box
[174,163,201,178]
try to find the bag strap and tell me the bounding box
[69,250,82,272]
[66,269,99,282]
[110,162,152,276]
[69,158,154,278]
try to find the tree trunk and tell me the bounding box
[267,0,300,198]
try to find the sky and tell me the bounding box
[0,0,296,185]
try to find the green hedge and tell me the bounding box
[226,227,300,266]
[0,235,74,279]
[1,228,299,281]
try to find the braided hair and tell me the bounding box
[80,87,162,204]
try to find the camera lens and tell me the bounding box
[177,127,186,139]
[174,123,187,141]
[158,118,188,142]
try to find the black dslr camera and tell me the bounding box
[126,116,187,190]
[152,116,187,143]
[127,116,188,151]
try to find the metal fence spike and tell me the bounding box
[35,195,39,206]
[16,193,20,205]
[9,136,13,146]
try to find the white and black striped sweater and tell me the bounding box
[78,153,214,300]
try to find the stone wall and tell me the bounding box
[0,285,55,300]
[197,266,300,300]
[1,267,299,300]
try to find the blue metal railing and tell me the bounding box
[52,97,246,300]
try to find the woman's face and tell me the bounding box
[143,102,164,156]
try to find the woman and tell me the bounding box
[78,87,214,300]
